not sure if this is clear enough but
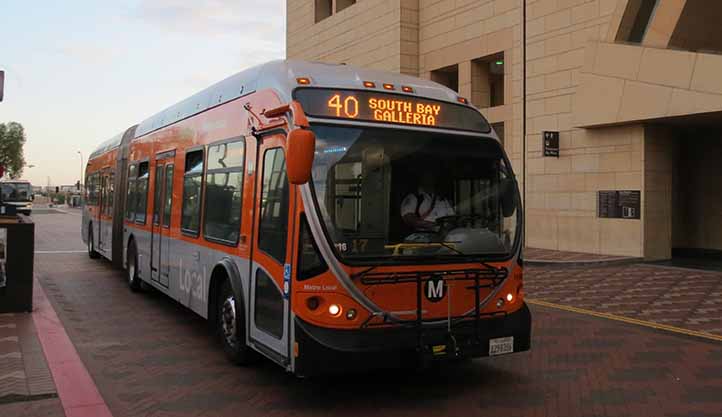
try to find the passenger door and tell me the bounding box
[150,153,175,287]
[249,137,294,363]
[99,170,114,254]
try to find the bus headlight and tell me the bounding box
[328,304,341,316]
[506,293,514,303]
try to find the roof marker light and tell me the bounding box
[296,77,311,85]
[457,97,469,104]
[363,81,376,88]
[402,86,414,93]
[383,83,395,90]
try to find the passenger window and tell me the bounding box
[181,150,204,235]
[258,148,289,263]
[163,165,174,227]
[126,164,137,221]
[135,162,150,224]
[203,140,245,244]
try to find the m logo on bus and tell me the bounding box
[424,276,445,302]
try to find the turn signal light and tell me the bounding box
[346,309,357,320]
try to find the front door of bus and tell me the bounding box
[249,140,294,363]
[151,155,175,287]
[99,170,113,255]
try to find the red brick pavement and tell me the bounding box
[526,263,722,336]
[526,247,638,264]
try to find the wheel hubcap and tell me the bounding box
[128,256,135,284]
[221,295,237,348]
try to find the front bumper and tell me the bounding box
[294,302,531,376]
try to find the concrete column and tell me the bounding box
[458,60,472,98]
[471,59,491,109]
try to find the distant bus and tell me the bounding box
[82,60,529,376]
[0,179,33,215]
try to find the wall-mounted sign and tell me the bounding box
[597,190,641,219]
[294,88,491,133]
[543,131,559,157]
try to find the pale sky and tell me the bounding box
[0,0,286,186]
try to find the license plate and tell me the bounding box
[489,336,514,356]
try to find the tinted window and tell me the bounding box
[258,148,289,263]
[126,165,137,220]
[163,165,174,227]
[204,140,245,244]
[135,162,149,224]
[254,269,284,339]
[106,173,114,217]
[153,165,163,225]
[297,215,328,281]
[181,150,204,235]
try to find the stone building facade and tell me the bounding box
[287,0,722,260]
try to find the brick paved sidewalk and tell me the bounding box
[0,312,64,417]
[526,263,722,336]
[526,247,639,264]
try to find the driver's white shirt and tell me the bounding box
[400,191,455,223]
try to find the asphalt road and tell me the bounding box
[30,210,722,417]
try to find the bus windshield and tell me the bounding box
[309,125,520,263]
[1,182,31,202]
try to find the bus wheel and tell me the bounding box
[127,241,142,292]
[218,280,253,365]
[87,229,100,259]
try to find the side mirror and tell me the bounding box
[500,178,517,218]
[286,128,316,185]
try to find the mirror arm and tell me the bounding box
[262,100,310,130]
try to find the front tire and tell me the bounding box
[88,228,100,259]
[218,280,254,365]
[127,241,142,292]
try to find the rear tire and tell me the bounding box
[87,228,100,259]
[127,241,142,292]
[218,280,254,365]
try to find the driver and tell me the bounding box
[400,172,455,238]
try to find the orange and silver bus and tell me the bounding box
[82,60,529,376]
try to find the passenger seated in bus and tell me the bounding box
[400,172,455,242]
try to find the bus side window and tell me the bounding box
[181,149,204,236]
[258,148,289,263]
[126,164,137,221]
[203,139,245,244]
[135,162,150,224]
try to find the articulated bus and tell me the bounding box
[82,60,530,376]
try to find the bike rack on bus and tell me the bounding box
[357,266,508,356]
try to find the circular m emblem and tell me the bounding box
[424,276,446,303]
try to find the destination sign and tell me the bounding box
[293,88,490,133]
